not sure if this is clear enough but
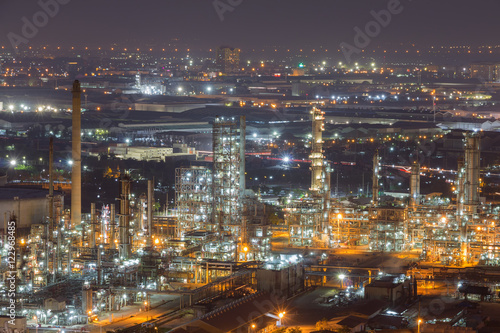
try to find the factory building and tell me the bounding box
[0,187,64,233]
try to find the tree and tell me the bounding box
[315,318,332,331]
[287,327,302,333]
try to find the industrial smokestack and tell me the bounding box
[464,134,480,213]
[110,204,116,249]
[410,161,420,208]
[310,107,325,193]
[49,137,54,236]
[49,137,54,277]
[372,151,381,205]
[71,80,82,228]
[119,175,131,259]
[90,203,96,248]
[239,116,246,199]
[147,179,153,248]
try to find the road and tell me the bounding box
[89,295,180,333]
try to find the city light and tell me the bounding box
[1,8,498,333]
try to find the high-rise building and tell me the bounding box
[470,62,500,82]
[216,47,240,74]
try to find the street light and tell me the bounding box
[278,312,285,326]
[418,318,422,333]
[243,246,248,261]
[339,274,346,288]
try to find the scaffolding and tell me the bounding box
[212,116,243,238]
[285,199,322,247]
[369,208,407,252]
[331,207,370,246]
[175,167,212,236]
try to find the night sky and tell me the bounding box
[0,0,498,50]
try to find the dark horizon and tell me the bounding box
[0,0,499,52]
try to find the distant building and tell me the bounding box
[256,262,304,298]
[364,275,412,305]
[0,188,64,233]
[108,144,196,161]
[44,297,67,311]
[216,47,240,74]
[0,315,27,333]
[470,62,500,82]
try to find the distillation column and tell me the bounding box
[146,179,153,248]
[212,116,241,238]
[239,116,246,199]
[410,161,420,208]
[309,107,331,242]
[464,135,480,214]
[119,176,131,260]
[460,134,480,263]
[48,137,54,278]
[456,157,465,217]
[372,151,381,205]
[71,80,82,228]
[110,204,116,249]
[310,107,325,193]
[90,203,96,248]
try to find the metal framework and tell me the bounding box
[212,117,242,237]
[175,167,212,235]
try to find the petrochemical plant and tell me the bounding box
[0,79,499,332]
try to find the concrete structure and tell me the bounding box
[364,276,411,305]
[256,262,304,298]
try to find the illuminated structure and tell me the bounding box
[71,80,82,228]
[118,175,132,259]
[410,161,421,209]
[372,151,381,205]
[287,107,332,246]
[212,116,243,238]
[175,167,212,235]
[215,46,241,74]
[463,134,481,214]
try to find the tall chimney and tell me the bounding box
[410,161,420,208]
[239,116,246,199]
[310,107,325,193]
[147,179,153,248]
[372,150,381,205]
[71,80,82,228]
[110,204,116,249]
